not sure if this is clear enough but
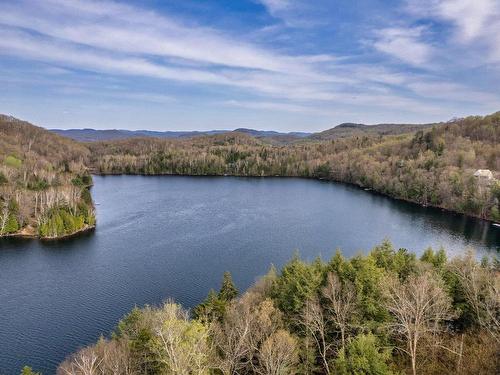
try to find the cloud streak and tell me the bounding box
[0,0,498,129]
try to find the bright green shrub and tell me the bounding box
[334,333,395,375]
[4,215,19,233]
[4,155,22,168]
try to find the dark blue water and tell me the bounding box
[0,176,498,374]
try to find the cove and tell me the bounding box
[0,175,498,374]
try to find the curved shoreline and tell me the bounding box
[92,172,500,225]
[2,173,498,242]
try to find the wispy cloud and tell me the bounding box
[373,27,433,66]
[0,0,318,74]
[0,0,498,130]
[257,0,290,16]
[406,0,500,64]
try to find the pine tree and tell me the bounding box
[218,271,238,301]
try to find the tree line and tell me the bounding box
[48,241,499,375]
[88,113,500,222]
[2,111,499,238]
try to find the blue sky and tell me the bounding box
[0,0,499,131]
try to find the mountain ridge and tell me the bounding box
[49,121,439,143]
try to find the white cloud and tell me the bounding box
[407,0,500,63]
[0,0,320,75]
[258,0,290,15]
[373,27,433,66]
[0,0,498,126]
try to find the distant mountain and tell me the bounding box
[50,128,312,142]
[51,122,439,143]
[307,122,440,141]
[233,128,311,138]
[49,128,227,142]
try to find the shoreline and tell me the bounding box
[2,173,498,243]
[1,224,96,241]
[91,172,500,225]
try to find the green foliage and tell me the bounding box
[219,271,238,301]
[5,214,19,233]
[350,255,388,324]
[0,171,7,184]
[20,366,41,375]
[193,272,238,321]
[272,254,324,321]
[71,174,92,187]
[192,289,226,322]
[420,247,447,269]
[58,243,500,375]
[4,155,22,168]
[334,334,394,375]
[115,307,163,374]
[313,162,331,178]
[38,206,88,238]
[80,188,93,205]
[27,177,49,191]
[370,240,417,280]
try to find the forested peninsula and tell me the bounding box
[0,115,95,239]
[1,111,499,239]
[53,242,499,375]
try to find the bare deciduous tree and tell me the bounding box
[211,293,282,375]
[300,296,332,375]
[382,269,454,375]
[257,329,299,375]
[322,272,357,349]
[450,253,500,342]
[58,346,102,375]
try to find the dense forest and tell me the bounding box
[2,111,499,238]
[88,112,500,222]
[0,115,95,238]
[49,242,499,375]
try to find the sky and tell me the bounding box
[0,0,499,132]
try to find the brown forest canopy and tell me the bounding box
[1,111,499,237]
[87,112,500,222]
[0,115,95,238]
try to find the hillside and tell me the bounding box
[88,112,500,222]
[50,128,311,143]
[0,115,95,238]
[2,111,499,240]
[308,122,440,141]
[51,121,433,144]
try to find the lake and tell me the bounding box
[0,175,498,374]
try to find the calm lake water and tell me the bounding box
[0,176,498,374]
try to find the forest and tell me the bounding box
[0,115,95,238]
[49,241,499,375]
[88,112,500,222]
[2,111,499,234]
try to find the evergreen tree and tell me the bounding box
[334,334,394,375]
[192,289,226,322]
[218,271,238,301]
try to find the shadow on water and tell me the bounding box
[337,181,500,253]
[0,229,97,252]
